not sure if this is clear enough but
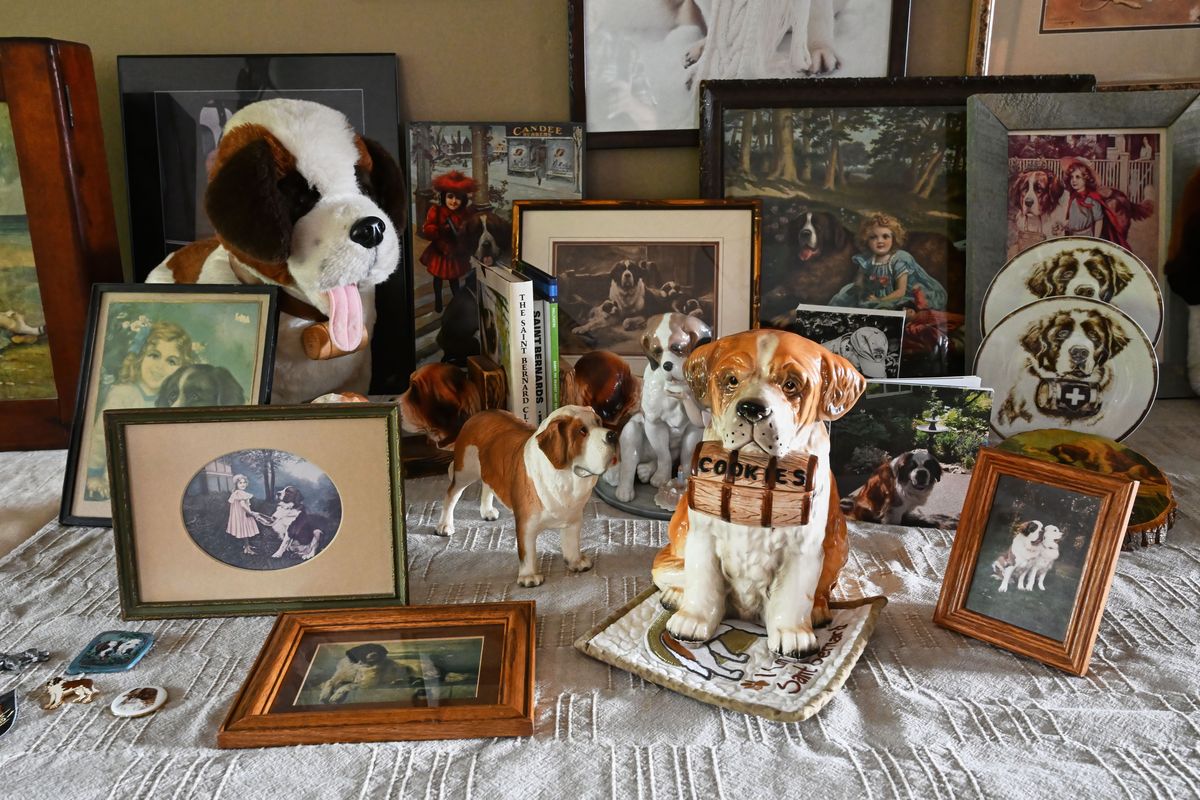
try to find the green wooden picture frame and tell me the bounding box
[105,404,407,620]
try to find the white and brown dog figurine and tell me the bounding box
[40,676,99,710]
[843,449,942,525]
[606,313,712,502]
[437,406,618,587]
[652,329,866,658]
[148,98,406,403]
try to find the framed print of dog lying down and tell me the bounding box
[104,404,406,620]
[60,285,279,527]
[218,602,533,747]
[966,89,1200,397]
[934,448,1137,676]
[698,74,1096,378]
[511,199,761,371]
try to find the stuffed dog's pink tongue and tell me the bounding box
[325,284,364,353]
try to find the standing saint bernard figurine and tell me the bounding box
[652,329,866,658]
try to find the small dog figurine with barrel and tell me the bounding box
[652,329,866,658]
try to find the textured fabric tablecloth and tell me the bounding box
[1,403,1198,799]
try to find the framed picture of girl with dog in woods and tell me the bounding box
[698,74,1096,379]
[103,404,407,620]
[934,448,1137,676]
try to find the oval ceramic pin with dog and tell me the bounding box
[974,297,1158,441]
[982,237,1163,344]
[110,686,167,718]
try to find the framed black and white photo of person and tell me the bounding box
[512,199,760,370]
[568,0,913,149]
[966,89,1200,396]
[60,284,278,527]
[116,53,412,393]
[698,75,1097,378]
[934,448,1137,676]
[968,0,1200,85]
[104,404,406,620]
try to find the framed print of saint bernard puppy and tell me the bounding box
[975,296,1157,442]
[935,448,1137,676]
[982,236,1164,345]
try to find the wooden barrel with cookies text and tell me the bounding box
[687,441,817,528]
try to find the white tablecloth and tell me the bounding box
[1,402,1198,799]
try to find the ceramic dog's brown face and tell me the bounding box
[685,329,865,457]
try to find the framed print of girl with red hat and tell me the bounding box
[420,170,478,313]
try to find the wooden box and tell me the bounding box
[687,441,817,528]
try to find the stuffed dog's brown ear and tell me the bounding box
[817,348,866,422]
[536,416,575,470]
[205,129,294,264]
[684,340,717,409]
[358,136,408,238]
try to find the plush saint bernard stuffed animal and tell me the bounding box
[148,98,406,403]
[652,329,866,658]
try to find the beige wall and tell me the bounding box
[5,0,971,275]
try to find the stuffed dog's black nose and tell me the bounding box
[350,216,386,249]
[736,400,770,422]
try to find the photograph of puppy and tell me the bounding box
[293,638,483,708]
[579,0,899,135]
[978,297,1157,441]
[780,303,905,379]
[181,448,341,571]
[965,475,1100,642]
[1006,132,1161,270]
[983,237,1163,346]
[830,382,992,528]
[556,243,716,357]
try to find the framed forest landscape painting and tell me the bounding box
[699,75,1096,378]
[569,0,913,148]
[0,39,122,450]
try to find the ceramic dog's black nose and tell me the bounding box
[350,216,386,249]
[662,361,674,372]
[605,429,617,445]
[736,400,771,422]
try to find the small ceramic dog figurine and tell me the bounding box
[652,329,866,658]
[437,406,618,587]
[606,313,711,501]
[397,363,483,448]
[561,350,641,430]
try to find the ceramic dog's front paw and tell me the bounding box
[435,521,454,536]
[635,462,654,483]
[517,572,545,588]
[659,586,683,611]
[615,484,636,503]
[566,554,593,573]
[769,625,819,659]
[480,507,500,521]
[649,468,671,488]
[667,609,720,643]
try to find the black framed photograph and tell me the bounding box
[782,303,905,379]
[61,284,278,527]
[117,53,411,392]
[569,0,913,149]
[105,404,407,620]
[699,75,1097,377]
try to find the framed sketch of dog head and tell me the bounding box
[966,89,1200,397]
[218,602,533,747]
[698,75,1096,379]
[568,0,914,149]
[512,199,760,372]
[934,448,1137,676]
[104,403,407,620]
[60,284,279,527]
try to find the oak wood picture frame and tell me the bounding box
[105,403,407,620]
[568,0,913,149]
[0,38,123,450]
[218,602,535,748]
[933,447,1137,676]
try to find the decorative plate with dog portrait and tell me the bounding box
[975,297,1158,441]
[181,449,342,571]
[982,237,1163,345]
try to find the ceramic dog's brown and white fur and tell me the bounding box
[437,406,618,587]
[652,329,865,658]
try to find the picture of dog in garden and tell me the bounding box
[965,475,1101,642]
[181,449,341,571]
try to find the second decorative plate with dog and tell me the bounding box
[975,297,1158,441]
[981,237,1163,345]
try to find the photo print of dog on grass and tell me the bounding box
[721,104,965,376]
[182,449,341,571]
[964,474,1102,642]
